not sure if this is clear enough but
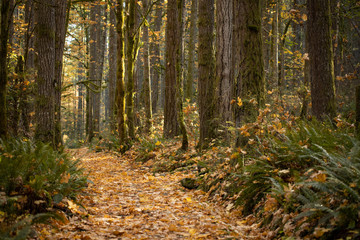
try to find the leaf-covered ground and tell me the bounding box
[40,148,260,239]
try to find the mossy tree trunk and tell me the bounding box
[0,0,11,139]
[198,0,216,148]
[94,3,107,136]
[54,0,69,148]
[164,0,180,138]
[116,0,127,146]
[143,0,153,134]
[34,0,56,145]
[216,0,233,141]
[307,0,336,120]
[176,0,188,150]
[233,0,265,147]
[125,0,140,140]
[150,0,163,113]
[269,1,279,92]
[185,0,197,102]
[87,2,97,142]
[109,0,117,132]
[356,85,360,138]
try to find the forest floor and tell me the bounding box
[38,147,262,240]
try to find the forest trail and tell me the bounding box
[42,148,260,240]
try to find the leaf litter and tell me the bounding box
[37,147,262,240]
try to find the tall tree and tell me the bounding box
[185,0,197,102]
[109,0,117,132]
[0,0,12,138]
[307,0,336,120]
[87,2,97,142]
[150,0,163,113]
[94,3,107,136]
[34,0,56,144]
[233,0,265,146]
[216,0,233,137]
[175,0,188,150]
[198,0,216,148]
[116,0,126,144]
[164,0,180,138]
[143,0,152,134]
[54,0,70,147]
[125,0,140,140]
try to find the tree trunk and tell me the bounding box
[216,0,233,139]
[164,0,180,138]
[198,0,216,148]
[143,0,152,134]
[34,0,56,145]
[54,0,69,148]
[150,0,163,113]
[233,0,265,147]
[307,0,336,120]
[87,4,97,142]
[116,0,127,146]
[269,1,279,91]
[125,0,139,140]
[185,0,197,102]
[0,0,11,139]
[176,0,188,150]
[109,0,117,132]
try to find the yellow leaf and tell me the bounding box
[302,13,308,21]
[169,224,179,232]
[155,141,161,146]
[186,197,192,202]
[189,228,197,235]
[237,97,243,107]
[313,173,327,183]
[313,227,330,238]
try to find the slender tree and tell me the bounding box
[176,0,188,150]
[54,0,70,147]
[125,0,140,140]
[233,0,265,146]
[109,0,117,132]
[164,0,180,138]
[216,0,233,138]
[150,0,163,113]
[198,0,216,148]
[185,0,197,102]
[307,0,336,120]
[116,0,126,145]
[34,0,56,144]
[143,0,152,134]
[0,0,11,138]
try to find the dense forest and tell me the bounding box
[1,0,360,239]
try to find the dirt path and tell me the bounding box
[44,148,259,239]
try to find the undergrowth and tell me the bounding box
[0,139,87,239]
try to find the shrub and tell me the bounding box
[0,138,87,236]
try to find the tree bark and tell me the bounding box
[216,0,233,139]
[150,0,163,113]
[307,0,336,120]
[125,0,139,140]
[233,0,265,146]
[54,0,69,148]
[0,0,11,138]
[109,0,117,132]
[198,0,216,148]
[143,0,152,134]
[116,0,126,146]
[185,0,197,102]
[176,0,188,150]
[164,0,180,138]
[34,0,56,145]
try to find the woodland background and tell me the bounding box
[1,0,360,239]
